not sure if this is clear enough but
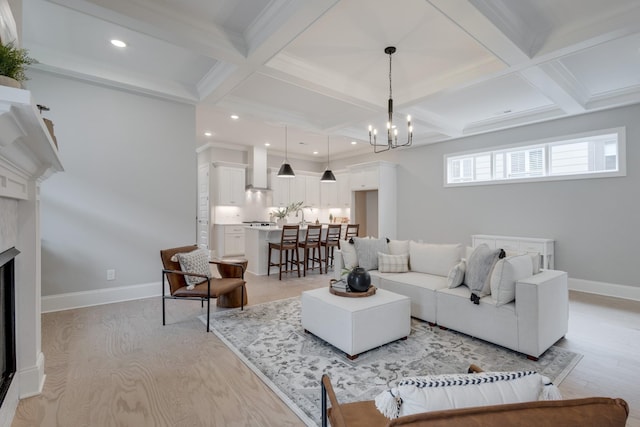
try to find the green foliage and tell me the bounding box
[271,201,305,219]
[0,42,36,83]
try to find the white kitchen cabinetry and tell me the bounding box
[348,161,396,239]
[305,175,320,208]
[349,164,379,190]
[472,235,555,269]
[214,225,245,257]
[337,172,350,208]
[213,163,246,206]
[270,170,290,207]
[291,174,306,204]
[320,172,348,208]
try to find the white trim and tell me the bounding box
[41,281,163,313]
[569,278,640,302]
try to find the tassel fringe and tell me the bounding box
[539,376,563,400]
[375,388,402,419]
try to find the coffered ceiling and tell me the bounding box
[22,0,640,160]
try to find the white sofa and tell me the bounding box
[333,239,569,359]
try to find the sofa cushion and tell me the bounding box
[465,244,502,296]
[409,242,462,277]
[490,255,533,306]
[378,253,409,273]
[506,250,541,274]
[382,271,448,291]
[388,239,410,256]
[375,370,560,420]
[341,240,359,270]
[353,237,389,271]
[446,260,466,288]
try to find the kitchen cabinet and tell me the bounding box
[349,164,379,190]
[348,161,396,239]
[320,171,349,208]
[269,170,320,208]
[214,225,245,257]
[213,163,246,206]
[270,170,290,207]
[337,172,350,208]
[305,175,320,208]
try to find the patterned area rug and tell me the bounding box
[200,297,582,426]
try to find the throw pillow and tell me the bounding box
[388,240,410,256]
[464,244,502,296]
[446,260,466,288]
[378,252,409,273]
[175,248,210,290]
[409,242,462,277]
[341,240,358,270]
[490,254,534,306]
[506,250,541,275]
[353,237,389,271]
[374,371,560,420]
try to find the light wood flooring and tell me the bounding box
[12,271,640,426]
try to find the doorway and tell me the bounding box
[354,190,378,238]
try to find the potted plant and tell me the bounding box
[271,207,289,227]
[0,42,36,88]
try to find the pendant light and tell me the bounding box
[320,136,336,182]
[367,46,413,153]
[277,125,295,178]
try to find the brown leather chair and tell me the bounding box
[298,224,323,276]
[268,225,301,280]
[160,245,246,332]
[321,224,342,273]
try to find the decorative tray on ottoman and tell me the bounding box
[329,279,376,298]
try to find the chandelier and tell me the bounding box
[368,46,413,153]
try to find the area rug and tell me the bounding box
[199,297,582,426]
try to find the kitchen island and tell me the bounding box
[244,225,331,275]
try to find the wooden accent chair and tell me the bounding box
[321,224,342,274]
[344,224,359,242]
[160,245,246,332]
[321,365,629,427]
[298,224,323,276]
[268,225,301,280]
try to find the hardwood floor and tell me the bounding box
[12,273,640,426]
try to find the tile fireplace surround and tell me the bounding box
[0,86,63,425]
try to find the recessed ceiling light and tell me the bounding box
[351,141,357,145]
[204,132,212,137]
[110,39,126,48]
[230,114,239,120]
[264,142,270,147]
[313,151,319,155]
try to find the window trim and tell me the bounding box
[443,127,626,187]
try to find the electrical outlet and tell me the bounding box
[107,269,115,281]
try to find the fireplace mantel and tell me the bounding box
[0,85,64,425]
[0,85,63,200]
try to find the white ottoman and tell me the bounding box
[301,288,411,359]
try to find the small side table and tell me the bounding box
[211,258,248,308]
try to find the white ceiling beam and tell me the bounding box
[196,0,338,104]
[519,65,586,114]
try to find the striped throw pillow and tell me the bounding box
[378,252,409,273]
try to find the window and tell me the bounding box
[445,128,625,186]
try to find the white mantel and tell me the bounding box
[0,84,63,426]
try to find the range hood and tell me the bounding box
[246,146,271,191]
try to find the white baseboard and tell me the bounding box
[41,281,163,313]
[40,278,640,313]
[569,278,640,302]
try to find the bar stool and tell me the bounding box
[268,225,301,280]
[298,224,323,276]
[321,224,342,274]
[344,224,359,243]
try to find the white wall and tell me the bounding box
[27,70,196,296]
[388,105,638,290]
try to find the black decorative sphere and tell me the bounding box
[347,267,371,292]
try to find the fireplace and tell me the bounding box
[0,248,17,407]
